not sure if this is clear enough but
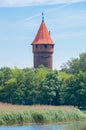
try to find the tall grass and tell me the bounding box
[82,111,86,114]
[0,103,86,125]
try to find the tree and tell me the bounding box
[0,67,13,85]
[0,71,4,86]
[0,78,17,103]
[79,53,86,72]
[40,70,61,105]
[60,71,86,107]
[61,52,86,74]
[23,68,37,104]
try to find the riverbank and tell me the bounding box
[0,103,86,125]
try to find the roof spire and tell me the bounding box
[42,12,44,22]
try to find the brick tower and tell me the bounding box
[32,13,54,69]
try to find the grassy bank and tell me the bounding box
[0,103,86,125]
[82,111,86,114]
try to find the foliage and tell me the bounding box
[60,71,86,107]
[40,70,61,105]
[0,66,61,105]
[0,52,86,107]
[61,52,86,74]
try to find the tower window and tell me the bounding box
[36,45,38,48]
[44,45,47,48]
[52,45,54,48]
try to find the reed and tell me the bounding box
[82,111,86,114]
[0,103,86,125]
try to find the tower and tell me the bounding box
[32,13,54,69]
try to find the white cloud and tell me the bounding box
[0,0,86,7]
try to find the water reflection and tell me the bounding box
[0,125,63,130]
[64,122,86,130]
[0,122,86,130]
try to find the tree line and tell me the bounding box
[0,52,86,107]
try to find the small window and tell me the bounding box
[36,45,38,48]
[52,45,54,48]
[44,45,47,48]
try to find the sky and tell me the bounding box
[0,0,86,70]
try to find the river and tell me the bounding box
[0,122,86,130]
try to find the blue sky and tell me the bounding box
[0,0,86,69]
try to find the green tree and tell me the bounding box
[23,68,37,104]
[12,68,26,104]
[61,52,86,74]
[60,71,86,107]
[0,71,4,86]
[0,78,17,103]
[0,67,13,85]
[0,67,26,104]
[40,70,61,105]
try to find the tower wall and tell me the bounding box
[33,44,54,69]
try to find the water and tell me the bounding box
[0,122,86,130]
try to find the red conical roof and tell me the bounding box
[32,21,54,45]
